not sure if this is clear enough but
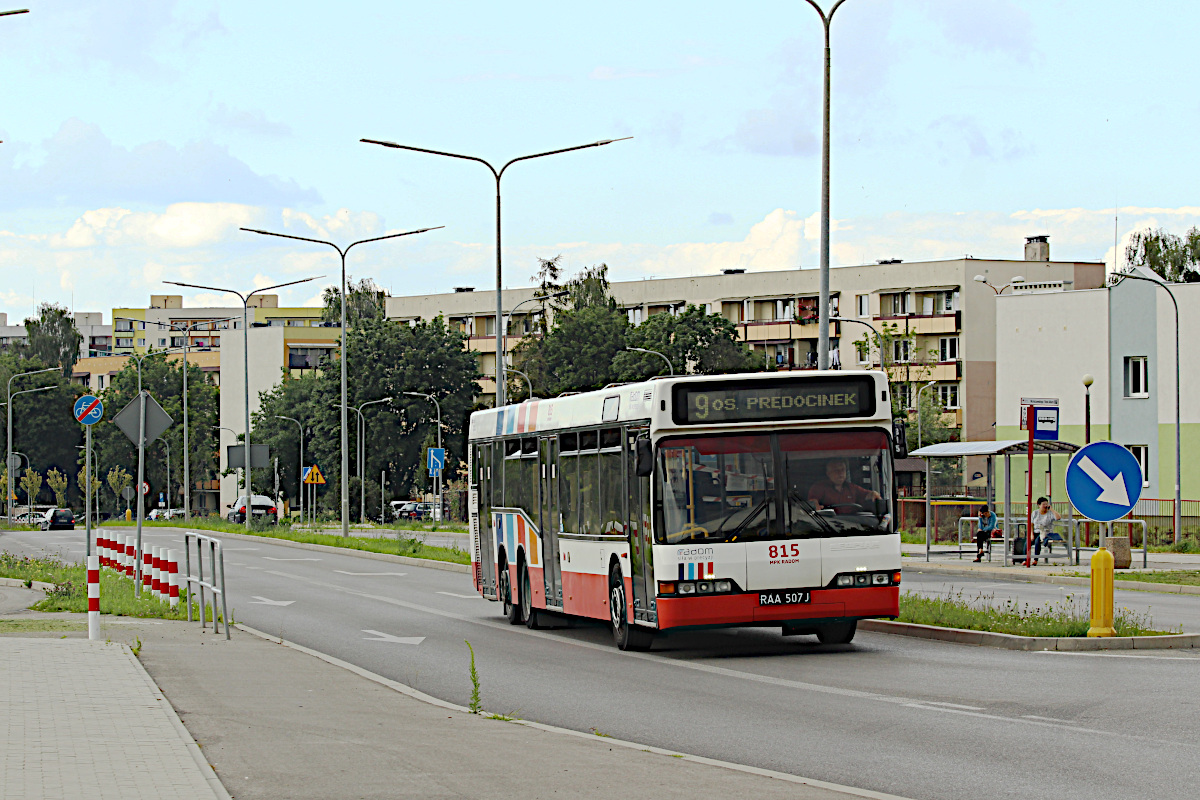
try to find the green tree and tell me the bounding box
[78,464,101,516]
[20,468,42,507]
[45,468,68,508]
[613,304,764,380]
[0,353,82,508]
[19,303,83,377]
[106,466,132,516]
[1125,227,1200,282]
[322,276,388,327]
[94,353,219,516]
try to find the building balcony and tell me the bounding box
[872,312,960,335]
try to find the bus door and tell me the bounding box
[476,442,497,598]
[539,436,563,607]
[628,428,655,624]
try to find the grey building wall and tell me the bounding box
[1108,277,1159,494]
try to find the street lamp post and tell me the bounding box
[831,316,886,369]
[403,392,442,524]
[353,398,394,524]
[275,415,304,524]
[1114,271,1182,544]
[505,367,533,400]
[165,276,319,531]
[916,380,937,450]
[238,226,440,538]
[361,137,630,406]
[625,347,674,376]
[973,274,1026,295]
[803,0,851,371]
[213,425,241,509]
[1082,374,1094,445]
[6,367,57,521]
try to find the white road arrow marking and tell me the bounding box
[1078,456,1130,506]
[361,630,425,645]
[333,570,407,576]
[249,596,295,606]
[262,557,321,561]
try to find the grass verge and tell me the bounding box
[225,527,471,565]
[0,553,224,622]
[0,619,85,633]
[1053,569,1200,587]
[898,589,1175,637]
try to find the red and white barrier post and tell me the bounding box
[115,534,125,572]
[142,546,153,592]
[156,547,167,602]
[87,554,99,641]
[167,549,179,608]
[125,538,135,578]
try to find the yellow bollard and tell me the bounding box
[125,508,132,522]
[1088,546,1115,637]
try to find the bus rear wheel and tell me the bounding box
[500,556,524,625]
[521,563,543,629]
[816,620,857,645]
[609,566,654,651]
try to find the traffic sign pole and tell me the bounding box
[73,395,104,559]
[136,391,146,596]
[1025,405,1035,567]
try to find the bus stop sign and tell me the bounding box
[1065,441,1143,522]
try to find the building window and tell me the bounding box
[114,320,133,332]
[937,383,960,409]
[895,383,913,409]
[483,316,496,336]
[1124,356,1149,398]
[136,338,146,348]
[941,290,958,313]
[856,294,869,317]
[885,293,910,316]
[892,339,911,363]
[1126,445,1150,487]
[855,340,869,365]
[627,307,643,326]
[171,337,186,348]
[115,338,133,348]
[939,337,958,362]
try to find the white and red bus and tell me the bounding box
[468,370,904,650]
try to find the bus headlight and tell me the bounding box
[837,575,854,587]
[714,579,732,593]
[678,582,697,595]
[872,574,889,585]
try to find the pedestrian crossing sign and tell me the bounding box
[303,465,326,485]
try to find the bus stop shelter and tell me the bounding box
[909,439,1081,563]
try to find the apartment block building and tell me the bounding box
[386,238,1104,445]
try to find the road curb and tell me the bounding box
[168,529,473,574]
[860,619,1200,650]
[902,562,1200,596]
[0,576,53,591]
[234,623,915,800]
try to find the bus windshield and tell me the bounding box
[657,430,892,544]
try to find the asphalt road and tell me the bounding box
[5,526,1200,800]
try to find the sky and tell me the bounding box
[1,0,1199,321]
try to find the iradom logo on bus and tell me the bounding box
[672,376,876,425]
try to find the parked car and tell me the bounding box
[40,508,76,531]
[405,502,435,521]
[389,501,417,521]
[227,495,278,524]
[147,508,186,521]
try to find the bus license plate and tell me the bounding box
[758,590,811,606]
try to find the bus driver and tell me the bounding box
[808,457,880,512]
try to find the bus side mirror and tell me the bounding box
[892,421,908,459]
[635,439,654,477]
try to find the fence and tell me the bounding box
[900,496,1200,547]
[182,532,229,640]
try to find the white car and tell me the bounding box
[227,495,279,524]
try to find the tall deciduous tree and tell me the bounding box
[1125,227,1200,282]
[613,304,764,380]
[20,303,83,377]
[0,353,82,507]
[45,468,68,508]
[322,276,388,327]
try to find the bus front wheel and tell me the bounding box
[817,620,857,645]
[609,566,654,651]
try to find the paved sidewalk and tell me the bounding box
[0,636,228,800]
[1,600,900,800]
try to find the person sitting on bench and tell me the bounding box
[1030,496,1061,566]
[974,505,997,562]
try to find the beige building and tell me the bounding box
[386,238,1104,446]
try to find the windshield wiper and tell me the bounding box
[727,497,771,540]
[787,492,838,536]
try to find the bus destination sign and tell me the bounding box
[672,376,876,425]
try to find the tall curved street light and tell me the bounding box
[916,379,938,450]
[973,274,1025,295]
[625,347,674,376]
[1113,270,1181,544]
[831,316,886,370]
[275,415,304,524]
[353,398,395,524]
[165,276,319,531]
[360,137,631,406]
[803,0,852,371]
[238,226,441,538]
[505,367,533,400]
[7,367,57,520]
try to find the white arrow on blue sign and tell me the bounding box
[427,447,445,476]
[73,395,104,425]
[1065,441,1143,522]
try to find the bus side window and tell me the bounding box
[559,433,578,533]
[579,430,600,535]
[599,428,624,535]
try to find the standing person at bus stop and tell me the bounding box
[973,505,997,562]
[1029,496,1061,566]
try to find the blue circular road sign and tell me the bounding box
[1065,441,1143,522]
[74,395,104,425]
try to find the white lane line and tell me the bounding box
[362,630,425,645]
[256,569,1191,748]
[437,591,481,599]
[244,566,263,571]
[1035,651,1200,661]
[1023,715,1077,723]
[923,701,986,711]
[262,557,320,561]
[230,562,247,567]
[333,570,407,576]
[226,547,260,551]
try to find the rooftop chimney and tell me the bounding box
[722,268,745,275]
[453,287,475,293]
[1024,235,1050,262]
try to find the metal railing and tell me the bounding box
[182,532,229,639]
